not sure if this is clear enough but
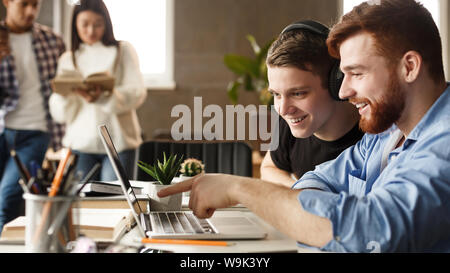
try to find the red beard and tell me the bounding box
[356,73,405,134]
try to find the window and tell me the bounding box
[343,0,440,30]
[341,0,449,80]
[103,0,175,89]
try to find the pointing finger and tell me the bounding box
[157,177,195,197]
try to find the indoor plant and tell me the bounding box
[178,158,204,197]
[137,153,184,185]
[179,158,204,178]
[224,34,275,106]
[137,153,184,211]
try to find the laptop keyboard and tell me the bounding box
[147,212,215,234]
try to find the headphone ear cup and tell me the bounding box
[328,61,345,101]
[281,20,346,101]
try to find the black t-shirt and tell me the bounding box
[270,117,364,179]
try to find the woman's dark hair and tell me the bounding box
[71,0,119,60]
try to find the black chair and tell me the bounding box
[134,141,253,180]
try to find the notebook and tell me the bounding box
[98,124,267,240]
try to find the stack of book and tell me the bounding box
[1,208,136,243]
[78,181,143,196]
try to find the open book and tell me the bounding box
[51,70,115,96]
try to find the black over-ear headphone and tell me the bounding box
[280,20,344,101]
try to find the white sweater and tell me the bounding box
[49,41,147,153]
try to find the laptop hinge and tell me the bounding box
[140,213,152,232]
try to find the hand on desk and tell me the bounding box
[157,174,239,218]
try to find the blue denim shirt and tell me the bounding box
[293,85,450,253]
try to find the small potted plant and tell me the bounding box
[179,158,204,179]
[137,153,184,211]
[177,158,205,197]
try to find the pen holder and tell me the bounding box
[23,193,79,253]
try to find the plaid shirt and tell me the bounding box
[0,23,66,150]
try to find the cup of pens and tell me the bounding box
[12,147,102,252]
[23,193,79,253]
[11,148,84,253]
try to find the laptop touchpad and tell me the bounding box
[209,217,258,233]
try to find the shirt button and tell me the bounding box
[335,236,341,242]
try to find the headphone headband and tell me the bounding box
[279,20,345,101]
[280,20,330,37]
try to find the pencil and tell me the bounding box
[75,163,101,196]
[18,179,30,194]
[33,148,73,244]
[10,149,31,183]
[141,238,230,247]
[60,154,78,195]
[49,148,73,197]
[66,206,76,241]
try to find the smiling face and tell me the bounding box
[339,32,406,134]
[268,65,336,139]
[76,10,106,45]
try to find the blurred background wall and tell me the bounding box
[1,0,448,145]
[137,0,340,141]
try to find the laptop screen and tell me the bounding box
[98,125,144,216]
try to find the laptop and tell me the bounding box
[98,125,267,240]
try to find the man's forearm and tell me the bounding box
[231,177,333,247]
[260,152,297,188]
[260,166,297,187]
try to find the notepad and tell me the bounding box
[51,70,115,96]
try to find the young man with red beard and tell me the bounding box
[158,0,450,252]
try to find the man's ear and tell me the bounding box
[401,51,422,83]
[2,0,9,9]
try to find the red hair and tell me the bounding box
[327,0,445,83]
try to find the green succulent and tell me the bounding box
[180,158,204,177]
[137,153,184,185]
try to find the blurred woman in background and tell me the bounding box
[49,0,146,181]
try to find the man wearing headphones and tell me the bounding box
[158,0,450,252]
[260,20,362,187]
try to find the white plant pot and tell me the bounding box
[172,175,193,182]
[146,182,182,211]
[173,175,194,196]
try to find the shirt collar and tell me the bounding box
[406,83,450,142]
[0,20,38,36]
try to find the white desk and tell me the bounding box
[0,242,25,253]
[0,209,305,253]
